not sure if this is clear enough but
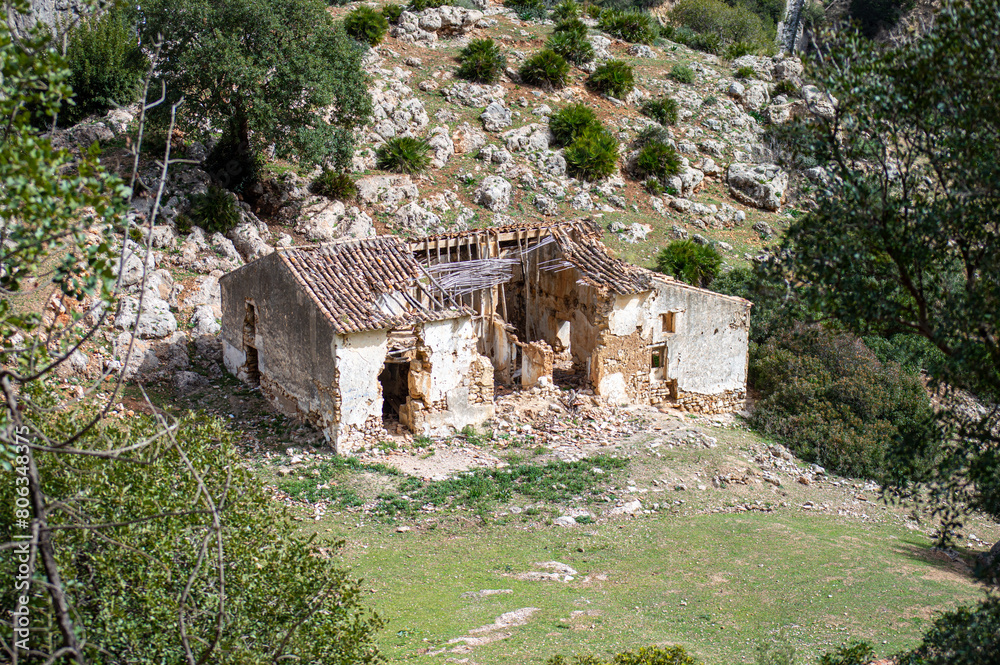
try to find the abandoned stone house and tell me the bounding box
[220,221,751,452]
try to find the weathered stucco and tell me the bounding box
[333,329,389,447]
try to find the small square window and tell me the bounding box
[661,311,676,333]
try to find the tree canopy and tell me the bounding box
[781,0,1000,540]
[139,0,373,169]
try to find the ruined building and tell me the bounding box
[220,222,751,452]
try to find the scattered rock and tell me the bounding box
[474,176,513,211]
[481,101,513,132]
[727,162,787,211]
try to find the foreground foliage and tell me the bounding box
[781,0,1000,541]
[0,412,384,663]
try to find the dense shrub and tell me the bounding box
[633,124,672,148]
[749,326,933,480]
[586,59,634,98]
[506,0,549,20]
[409,0,449,10]
[344,6,389,45]
[655,240,721,287]
[669,0,770,50]
[382,3,404,22]
[641,97,679,125]
[547,645,700,665]
[725,40,758,59]
[661,24,722,54]
[736,65,756,79]
[895,597,1000,665]
[669,64,695,84]
[729,0,784,25]
[801,0,826,29]
[190,185,242,234]
[597,9,656,43]
[457,38,507,83]
[376,136,432,173]
[547,29,595,64]
[311,169,358,201]
[551,0,581,22]
[634,141,682,182]
[554,16,589,38]
[63,7,147,123]
[519,49,570,89]
[818,641,876,665]
[643,177,664,194]
[549,103,601,147]
[849,0,914,39]
[564,126,619,181]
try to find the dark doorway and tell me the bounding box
[243,302,260,386]
[379,360,410,422]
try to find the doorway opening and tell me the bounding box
[379,360,410,423]
[243,302,260,386]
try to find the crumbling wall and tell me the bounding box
[332,329,389,450]
[407,316,494,436]
[521,340,553,388]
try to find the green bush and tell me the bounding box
[749,326,933,480]
[633,124,672,148]
[549,103,601,147]
[190,185,243,234]
[551,0,581,22]
[801,0,826,29]
[344,6,389,45]
[547,30,596,64]
[661,24,723,54]
[311,169,358,201]
[547,645,700,665]
[669,64,695,84]
[634,141,682,182]
[376,136,431,173]
[63,7,147,124]
[506,0,550,20]
[519,49,570,89]
[725,40,758,59]
[597,9,656,44]
[641,97,679,125]
[655,240,722,287]
[457,38,507,83]
[382,3,404,22]
[849,0,914,39]
[554,16,589,37]
[895,597,1000,665]
[772,79,799,97]
[564,126,619,181]
[643,177,664,194]
[669,0,771,49]
[736,65,756,79]
[409,0,449,10]
[586,59,634,98]
[818,641,876,665]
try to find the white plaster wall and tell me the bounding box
[421,318,476,402]
[222,339,246,376]
[608,293,649,336]
[645,279,750,394]
[333,330,389,428]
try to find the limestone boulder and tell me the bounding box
[481,101,512,132]
[427,125,455,167]
[114,295,177,339]
[356,174,420,207]
[228,222,272,262]
[474,176,513,212]
[726,162,787,211]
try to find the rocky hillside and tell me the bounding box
[47,0,836,386]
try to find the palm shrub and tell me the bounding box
[633,124,672,148]
[457,38,507,83]
[634,141,682,183]
[409,0,448,10]
[564,126,619,181]
[311,169,358,201]
[736,65,756,79]
[506,0,549,20]
[550,0,581,22]
[597,9,656,44]
[725,40,757,59]
[344,6,389,46]
[549,103,600,147]
[655,240,721,287]
[382,3,404,22]
[518,49,570,90]
[641,97,679,125]
[586,59,634,98]
[63,7,147,123]
[546,29,595,65]
[669,64,696,84]
[376,136,431,173]
[554,16,588,38]
[190,185,242,234]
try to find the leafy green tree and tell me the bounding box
[655,240,722,288]
[139,0,372,170]
[781,0,1000,546]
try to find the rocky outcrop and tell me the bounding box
[392,6,484,42]
[474,176,513,212]
[727,163,788,211]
